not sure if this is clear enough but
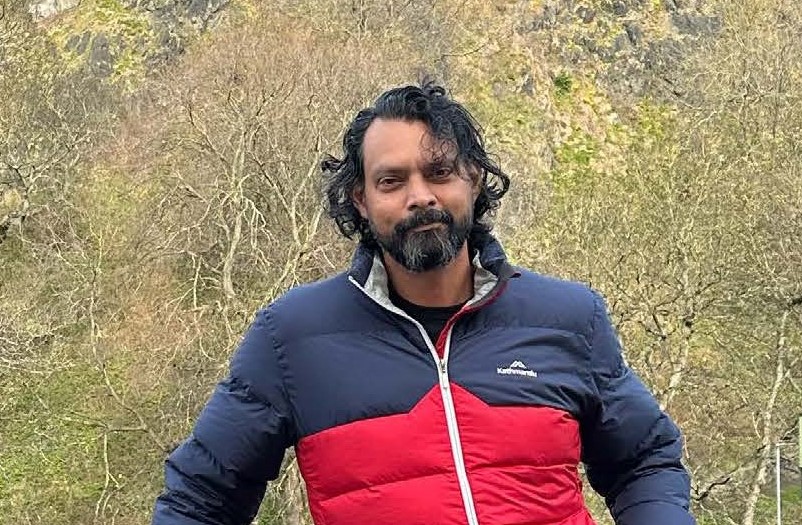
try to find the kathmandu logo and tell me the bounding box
[496,360,537,378]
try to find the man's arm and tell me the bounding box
[581,292,695,525]
[152,309,294,525]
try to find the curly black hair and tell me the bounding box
[321,81,510,248]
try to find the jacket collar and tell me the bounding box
[347,233,519,307]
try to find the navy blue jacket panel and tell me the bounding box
[152,235,694,525]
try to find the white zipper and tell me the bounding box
[348,276,480,525]
[437,326,480,525]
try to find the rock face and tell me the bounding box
[28,0,80,20]
[121,0,229,27]
[671,11,722,35]
[523,0,721,103]
[89,33,113,77]
[65,31,91,55]
[142,0,231,64]
[30,0,231,76]
[34,0,720,98]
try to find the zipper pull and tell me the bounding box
[439,359,450,389]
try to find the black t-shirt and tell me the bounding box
[388,285,464,346]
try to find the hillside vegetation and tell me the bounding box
[1,1,801,524]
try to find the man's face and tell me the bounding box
[353,118,480,273]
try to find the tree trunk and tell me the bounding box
[741,309,788,525]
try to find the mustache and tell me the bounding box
[394,208,454,237]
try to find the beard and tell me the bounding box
[371,207,473,273]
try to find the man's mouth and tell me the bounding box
[411,223,445,232]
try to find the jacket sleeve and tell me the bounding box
[152,308,294,525]
[580,292,695,525]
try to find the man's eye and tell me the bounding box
[432,167,453,179]
[378,177,401,188]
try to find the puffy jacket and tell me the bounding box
[152,235,694,525]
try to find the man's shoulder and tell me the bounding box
[504,267,598,335]
[267,271,357,315]
[258,271,367,338]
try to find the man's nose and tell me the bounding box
[406,174,436,210]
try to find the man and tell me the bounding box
[152,82,694,525]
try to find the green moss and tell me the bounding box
[112,47,148,86]
[0,344,164,523]
[753,487,802,524]
[458,72,546,158]
[559,133,596,167]
[554,71,573,97]
[62,0,152,39]
[479,94,542,145]
[632,100,678,143]
[77,167,148,229]
[45,0,156,84]
[551,130,600,197]
[0,364,106,523]
[0,236,30,281]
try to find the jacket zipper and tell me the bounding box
[430,282,508,525]
[349,276,480,525]
[435,325,480,525]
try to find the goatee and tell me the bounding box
[372,208,472,273]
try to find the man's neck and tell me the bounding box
[382,244,474,307]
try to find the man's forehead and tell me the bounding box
[362,119,458,166]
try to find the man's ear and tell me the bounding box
[352,186,368,219]
[469,165,482,199]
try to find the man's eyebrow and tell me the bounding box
[427,157,457,166]
[423,157,458,171]
[370,166,408,178]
